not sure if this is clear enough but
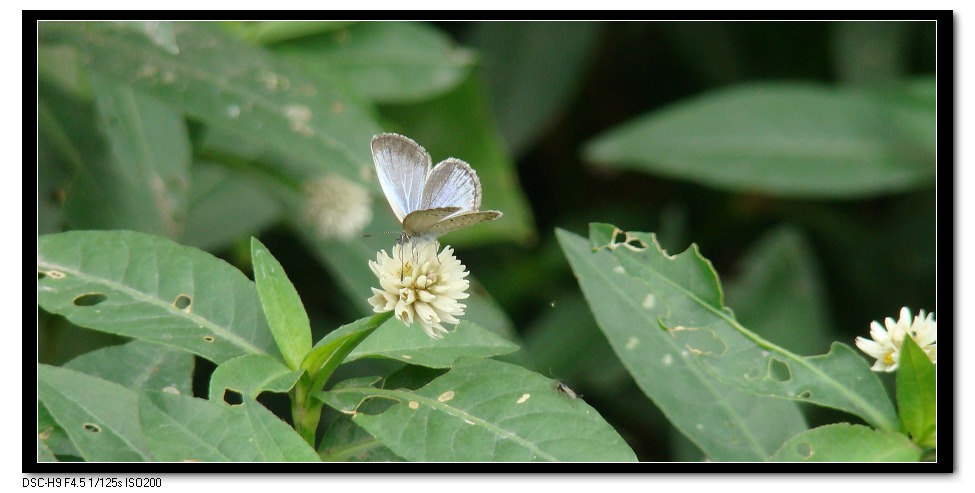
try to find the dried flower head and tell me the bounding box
[304,174,372,240]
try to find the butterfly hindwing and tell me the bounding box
[421,210,503,239]
[421,158,481,213]
[372,133,432,222]
[402,207,462,238]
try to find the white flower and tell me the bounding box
[367,238,470,339]
[304,174,372,240]
[855,307,936,372]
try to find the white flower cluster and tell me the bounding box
[304,174,372,241]
[855,307,936,372]
[368,238,470,339]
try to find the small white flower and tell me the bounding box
[304,174,372,240]
[367,238,470,339]
[855,307,936,372]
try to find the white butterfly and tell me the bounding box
[371,133,502,242]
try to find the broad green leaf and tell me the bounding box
[37,437,57,462]
[467,21,600,156]
[209,353,303,401]
[381,73,537,246]
[558,226,807,461]
[37,76,190,237]
[583,83,935,198]
[38,401,76,460]
[317,358,637,461]
[583,224,898,430]
[770,424,921,462]
[37,230,277,364]
[831,21,911,85]
[897,336,937,446]
[304,313,392,394]
[179,161,283,251]
[319,413,404,462]
[139,392,319,461]
[252,237,313,370]
[40,21,380,185]
[64,340,194,394]
[223,21,357,45]
[38,365,152,461]
[275,22,475,103]
[349,319,520,368]
[724,226,834,355]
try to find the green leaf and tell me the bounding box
[349,319,521,368]
[208,354,303,401]
[41,21,380,184]
[897,336,937,446]
[581,224,898,431]
[38,365,152,461]
[251,237,313,370]
[64,340,194,394]
[583,83,935,198]
[319,413,404,462]
[180,161,282,251]
[558,226,808,461]
[770,424,921,462]
[380,72,537,246]
[223,21,357,45]
[139,392,319,461]
[37,437,58,462]
[317,358,637,461]
[37,230,277,364]
[724,226,834,355]
[303,313,392,392]
[38,401,76,459]
[275,22,475,103]
[466,21,600,156]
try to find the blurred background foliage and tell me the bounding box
[37,21,936,461]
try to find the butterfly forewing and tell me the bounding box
[422,211,503,238]
[402,207,462,238]
[421,158,481,213]
[372,133,432,222]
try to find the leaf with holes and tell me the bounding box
[316,358,637,462]
[64,339,194,394]
[581,224,898,431]
[208,353,303,401]
[348,319,520,368]
[38,365,152,461]
[558,226,808,461]
[39,21,380,184]
[897,336,937,447]
[583,83,935,198]
[139,391,319,462]
[274,21,474,103]
[770,424,921,462]
[251,237,312,370]
[37,230,277,364]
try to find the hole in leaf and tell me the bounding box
[768,358,792,382]
[795,442,813,459]
[73,293,107,307]
[47,270,66,279]
[82,423,101,433]
[797,390,812,399]
[202,335,215,343]
[222,389,243,406]
[174,294,192,310]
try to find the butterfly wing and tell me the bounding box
[371,133,431,222]
[420,158,482,213]
[402,207,461,238]
[420,210,503,239]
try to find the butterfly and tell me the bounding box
[371,133,502,243]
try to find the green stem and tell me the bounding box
[290,311,393,448]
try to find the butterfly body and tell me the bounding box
[372,133,502,242]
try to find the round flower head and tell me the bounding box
[855,307,937,372]
[367,238,470,339]
[304,174,372,241]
